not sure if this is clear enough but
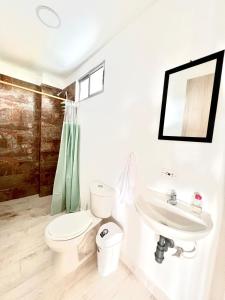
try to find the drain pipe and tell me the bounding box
[154,235,174,263]
[172,242,197,259]
[155,236,197,263]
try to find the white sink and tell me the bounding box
[135,189,213,241]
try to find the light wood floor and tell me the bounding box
[0,195,155,300]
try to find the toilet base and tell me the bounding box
[45,210,102,277]
[52,249,79,276]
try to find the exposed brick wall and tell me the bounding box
[39,85,63,197]
[0,75,76,201]
[0,75,41,201]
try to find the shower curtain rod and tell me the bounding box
[0,79,90,103]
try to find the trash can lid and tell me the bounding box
[90,181,115,197]
[96,222,123,248]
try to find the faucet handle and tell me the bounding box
[167,189,177,205]
[171,189,176,196]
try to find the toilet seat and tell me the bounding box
[46,211,93,241]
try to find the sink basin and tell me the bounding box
[135,189,213,241]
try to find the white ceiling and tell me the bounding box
[0,0,155,77]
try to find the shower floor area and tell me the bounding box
[0,195,155,300]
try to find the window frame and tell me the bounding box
[79,61,105,101]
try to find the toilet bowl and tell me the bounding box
[45,210,101,275]
[45,182,115,275]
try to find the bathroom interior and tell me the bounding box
[0,0,225,299]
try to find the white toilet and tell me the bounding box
[90,181,115,218]
[45,182,115,275]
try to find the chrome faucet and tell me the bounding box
[167,190,177,205]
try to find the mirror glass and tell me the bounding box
[158,51,224,142]
[163,60,216,137]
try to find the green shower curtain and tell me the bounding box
[51,102,80,215]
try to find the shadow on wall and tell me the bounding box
[210,203,225,300]
[113,201,143,268]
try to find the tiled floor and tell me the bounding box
[0,195,155,300]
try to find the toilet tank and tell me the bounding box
[90,181,115,218]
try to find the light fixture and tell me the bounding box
[36,5,61,29]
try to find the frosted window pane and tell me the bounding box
[80,78,89,100]
[90,67,104,95]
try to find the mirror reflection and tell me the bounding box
[163,60,216,137]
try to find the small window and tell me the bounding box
[79,62,105,100]
[79,77,89,100]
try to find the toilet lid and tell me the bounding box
[46,211,93,241]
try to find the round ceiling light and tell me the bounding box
[36,5,61,29]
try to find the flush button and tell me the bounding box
[100,229,109,238]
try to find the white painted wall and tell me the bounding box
[0,59,66,88]
[66,0,225,299]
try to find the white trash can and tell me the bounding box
[96,222,123,277]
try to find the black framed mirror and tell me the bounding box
[158,51,224,143]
